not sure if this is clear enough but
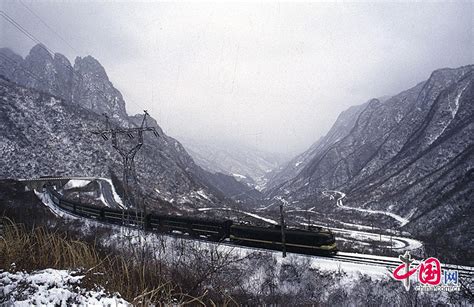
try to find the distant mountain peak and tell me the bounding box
[28,43,52,59]
[0,44,258,210]
[53,53,72,68]
[0,47,22,59]
[265,64,473,255]
[74,55,108,78]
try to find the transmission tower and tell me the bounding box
[92,110,160,207]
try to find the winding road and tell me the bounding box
[34,188,474,280]
[95,178,125,209]
[322,190,409,226]
[321,190,422,250]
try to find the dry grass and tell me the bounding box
[0,217,238,305]
[0,217,99,270]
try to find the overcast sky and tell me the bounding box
[2,1,472,155]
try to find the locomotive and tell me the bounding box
[230,224,337,255]
[46,187,337,256]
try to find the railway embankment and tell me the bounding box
[1,179,473,305]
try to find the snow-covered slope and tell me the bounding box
[265,102,369,192]
[1,269,129,306]
[0,45,257,209]
[181,137,288,191]
[265,65,473,259]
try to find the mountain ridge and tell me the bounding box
[180,137,289,191]
[0,44,257,209]
[265,64,473,255]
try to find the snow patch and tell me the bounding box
[450,82,468,117]
[63,179,91,190]
[0,269,129,306]
[323,191,410,226]
[198,207,278,225]
[196,189,212,201]
[35,190,79,220]
[232,173,247,179]
[97,178,125,209]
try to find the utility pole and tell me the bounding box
[280,201,287,258]
[92,110,159,208]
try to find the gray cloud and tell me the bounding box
[2,1,472,155]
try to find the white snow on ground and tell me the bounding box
[40,186,422,251]
[98,193,108,207]
[98,178,125,209]
[323,191,410,226]
[35,191,79,220]
[300,222,422,251]
[337,237,372,246]
[298,255,389,279]
[37,187,421,252]
[60,178,125,209]
[243,212,278,225]
[425,82,470,146]
[198,207,278,225]
[275,196,290,207]
[62,179,91,190]
[108,225,392,281]
[196,189,212,201]
[256,202,278,211]
[35,194,391,281]
[97,181,112,208]
[332,227,422,250]
[34,189,473,289]
[337,221,378,231]
[232,173,247,179]
[0,269,129,306]
[197,193,422,251]
[154,188,175,203]
[451,83,468,117]
[177,195,191,205]
[287,209,316,214]
[338,251,406,263]
[316,190,422,250]
[214,244,391,281]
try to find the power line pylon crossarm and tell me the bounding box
[91,111,160,208]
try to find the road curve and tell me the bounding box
[323,190,409,226]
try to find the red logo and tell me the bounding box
[392,251,442,291]
[418,257,441,285]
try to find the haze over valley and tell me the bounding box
[0,1,472,305]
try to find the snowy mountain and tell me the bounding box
[264,102,369,192]
[0,45,127,119]
[181,137,288,190]
[0,44,257,209]
[265,95,394,192]
[266,65,473,252]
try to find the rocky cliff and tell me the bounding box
[266,65,473,255]
[0,45,256,210]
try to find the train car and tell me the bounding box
[45,186,338,256]
[147,214,232,241]
[48,186,142,225]
[229,224,337,255]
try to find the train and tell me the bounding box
[46,186,337,256]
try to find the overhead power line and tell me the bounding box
[91,110,161,208]
[18,0,80,54]
[0,10,127,112]
[0,10,55,55]
[0,52,45,83]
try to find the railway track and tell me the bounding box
[333,252,474,280]
[166,236,474,281]
[35,182,474,282]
